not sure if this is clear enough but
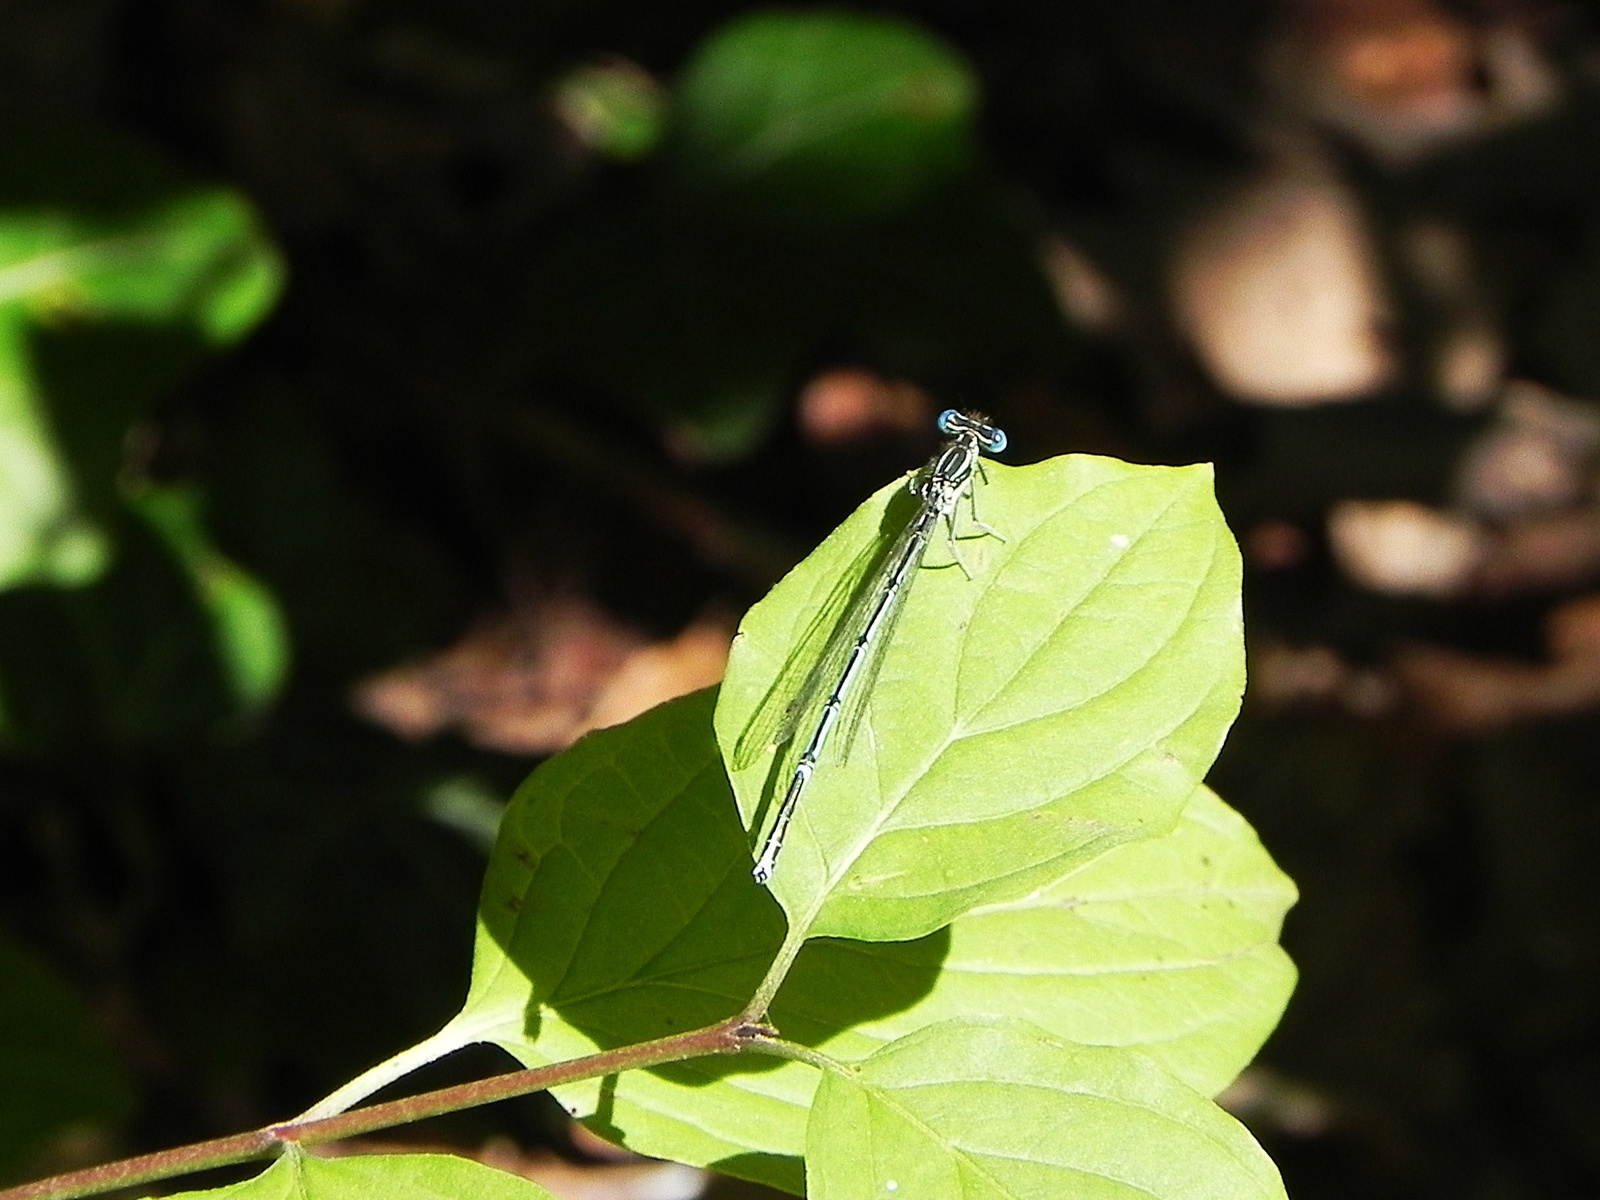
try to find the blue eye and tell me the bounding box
[987,429,1008,454]
[936,409,960,435]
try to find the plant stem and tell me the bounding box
[743,921,811,1020]
[0,1018,772,1200]
[742,1034,842,1074]
[294,1021,476,1121]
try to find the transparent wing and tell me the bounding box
[731,531,887,771]
[733,478,943,764]
[829,517,941,765]
[833,488,1002,765]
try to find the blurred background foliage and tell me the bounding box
[4,1,1600,1198]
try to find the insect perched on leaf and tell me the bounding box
[736,409,1008,884]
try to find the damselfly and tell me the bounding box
[738,409,1008,884]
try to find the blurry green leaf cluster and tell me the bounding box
[0,126,282,592]
[0,122,295,1175]
[0,125,287,761]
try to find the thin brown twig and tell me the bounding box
[0,1019,775,1200]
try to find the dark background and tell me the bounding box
[3,1,1600,1198]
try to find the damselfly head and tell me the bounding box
[936,409,1007,455]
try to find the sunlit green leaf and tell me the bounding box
[167,1147,557,1200]
[673,10,977,224]
[321,450,1258,1192]
[374,691,790,1187]
[807,1018,1287,1200]
[715,454,1246,943]
[797,785,1298,1099]
[453,690,780,1056]
[355,688,1285,1192]
[0,934,133,1177]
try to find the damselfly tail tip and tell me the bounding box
[752,838,781,885]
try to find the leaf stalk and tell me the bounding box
[743,921,814,1019]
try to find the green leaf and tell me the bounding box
[456,690,779,1042]
[130,483,291,715]
[0,312,109,589]
[672,10,977,224]
[0,126,283,592]
[335,690,785,1190]
[436,690,792,1177]
[793,785,1297,1099]
[380,691,1285,1193]
[0,934,133,1177]
[806,1019,1287,1200]
[341,454,1255,1189]
[168,1147,558,1200]
[0,171,282,342]
[714,454,1245,942]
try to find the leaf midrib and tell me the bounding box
[794,472,1204,932]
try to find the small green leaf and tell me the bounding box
[0,935,133,1177]
[715,454,1245,943]
[0,194,282,343]
[423,775,508,853]
[672,10,976,224]
[130,483,291,715]
[167,1148,558,1200]
[806,1019,1287,1200]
